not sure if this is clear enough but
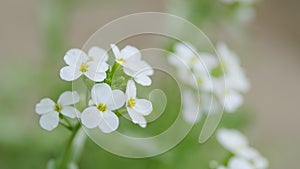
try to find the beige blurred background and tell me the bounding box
[0,0,299,168]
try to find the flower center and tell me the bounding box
[80,63,89,72]
[54,104,62,112]
[97,103,107,112]
[128,98,136,108]
[189,55,198,65]
[197,77,203,85]
[116,58,125,64]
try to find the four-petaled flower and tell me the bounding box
[35,91,80,131]
[217,128,269,169]
[60,47,109,82]
[125,80,153,128]
[111,44,154,86]
[81,83,125,133]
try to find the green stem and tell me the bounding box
[59,122,73,131]
[58,123,81,169]
[104,62,120,86]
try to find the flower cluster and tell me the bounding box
[168,42,249,124]
[36,44,153,133]
[214,128,268,169]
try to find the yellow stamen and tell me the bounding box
[97,103,107,112]
[116,58,125,63]
[80,63,89,72]
[54,104,62,112]
[128,98,136,108]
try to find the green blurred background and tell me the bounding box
[0,0,299,168]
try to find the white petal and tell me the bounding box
[98,111,119,133]
[224,91,243,112]
[91,83,113,105]
[253,155,268,169]
[93,61,109,72]
[134,75,152,86]
[126,80,136,99]
[238,146,259,160]
[61,106,79,118]
[127,108,147,128]
[120,45,141,60]
[64,48,87,66]
[182,90,201,124]
[111,44,121,59]
[35,98,55,115]
[133,99,152,116]
[84,70,106,82]
[60,66,82,81]
[228,157,253,169]
[39,111,59,131]
[81,107,102,128]
[217,128,248,153]
[88,46,108,62]
[58,91,80,106]
[107,90,125,110]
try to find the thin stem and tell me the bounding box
[59,121,73,131]
[58,123,81,169]
[104,62,120,86]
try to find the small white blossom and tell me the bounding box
[217,128,249,153]
[168,42,218,92]
[111,44,154,86]
[60,47,109,82]
[217,128,269,169]
[228,157,253,169]
[126,80,153,128]
[35,91,80,131]
[217,42,250,93]
[211,42,250,112]
[81,83,125,133]
[182,89,202,124]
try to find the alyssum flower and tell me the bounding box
[60,47,109,82]
[111,44,154,86]
[35,91,80,131]
[216,128,268,169]
[81,83,125,133]
[126,80,153,128]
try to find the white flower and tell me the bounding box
[81,83,125,133]
[60,47,109,82]
[217,128,249,154]
[182,89,202,124]
[126,80,153,128]
[217,128,269,169]
[168,43,218,92]
[111,44,153,86]
[35,91,80,131]
[228,157,253,169]
[216,42,250,93]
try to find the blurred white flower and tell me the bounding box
[111,44,154,86]
[35,91,80,131]
[217,128,269,169]
[81,83,125,133]
[213,42,250,112]
[217,42,250,92]
[60,47,109,82]
[228,156,253,169]
[168,42,218,92]
[217,128,249,153]
[126,80,153,128]
[182,89,202,124]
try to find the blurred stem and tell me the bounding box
[104,62,120,85]
[58,123,81,169]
